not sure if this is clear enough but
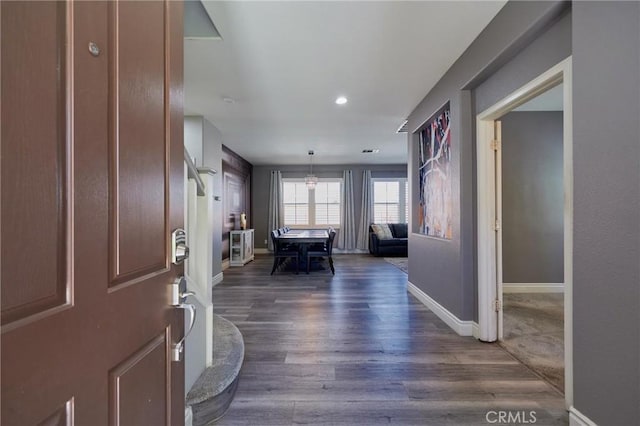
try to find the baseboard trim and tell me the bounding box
[212,272,224,287]
[472,321,480,339]
[254,248,270,254]
[407,281,474,337]
[221,259,230,271]
[503,283,564,293]
[569,406,598,426]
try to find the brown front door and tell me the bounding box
[1,1,185,424]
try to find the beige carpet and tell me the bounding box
[383,257,408,273]
[501,293,565,393]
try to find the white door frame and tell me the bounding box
[476,57,573,407]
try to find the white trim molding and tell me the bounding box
[569,407,598,426]
[472,322,480,339]
[502,283,564,293]
[222,259,230,271]
[407,281,475,337]
[212,272,224,287]
[254,248,270,255]
[476,57,573,407]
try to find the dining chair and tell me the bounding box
[306,229,336,274]
[270,230,299,275]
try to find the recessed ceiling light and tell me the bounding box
[335,96,348,105]
[222,96,235,104]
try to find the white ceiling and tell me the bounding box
[184,1,507,165]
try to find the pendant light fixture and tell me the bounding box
[305,150,318,189]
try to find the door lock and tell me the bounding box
[171,229,189,265]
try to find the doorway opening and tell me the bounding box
[476,58,573,407]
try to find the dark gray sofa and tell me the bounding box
[369,223,408,256]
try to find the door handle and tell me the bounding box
[171,303,196,362]
[169,276,197,361]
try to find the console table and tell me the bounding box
[230,229,254,266]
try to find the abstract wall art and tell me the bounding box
[418,103,452,239]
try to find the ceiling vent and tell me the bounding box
[362,149,380,154]
[396,120,408,133]
[184,1,222,40]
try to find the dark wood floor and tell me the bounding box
[212,255,567,425]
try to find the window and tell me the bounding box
[283,181,309,225]
[373,179,408,223]
[283,179,342,226]
[314,182,341,225]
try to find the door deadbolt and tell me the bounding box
[171,229,189,265]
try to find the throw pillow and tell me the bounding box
[372,223,393,240]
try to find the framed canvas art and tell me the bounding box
[418,103,452,239]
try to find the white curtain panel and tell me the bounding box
[356,170,372,250]
[267,170,283,251]
[337,170,356,250]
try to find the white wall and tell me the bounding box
[183,116,225,395]
[185,116,204,166]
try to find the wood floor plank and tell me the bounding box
[212,254,568,425]
[212,400,295,425]
[240,362,336,381]
[290,401,567,425]
[233,379,409,402]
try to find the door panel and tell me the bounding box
[109,0,168,284]
[38,399,73,426]
[0,1,70,326]
[1,1,184,425]
[109,332,169,426]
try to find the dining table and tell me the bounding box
[277,229,329,244]
[276,229,330,271]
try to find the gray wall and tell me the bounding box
[407,1,571,322]
[501,111,564,284]
[572,2,640,423]
[407,0,640,423]
[252,164,407,249]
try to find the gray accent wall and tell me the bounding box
[407,1,571,322]
[501,111,564,284]
[572,2,640,423]
[252,164,407,249]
